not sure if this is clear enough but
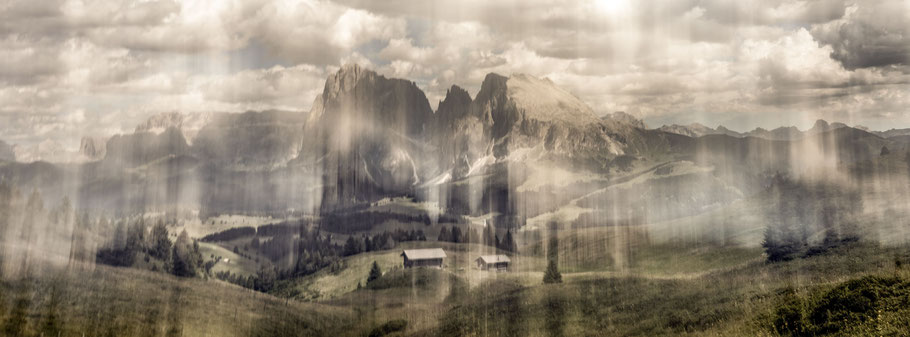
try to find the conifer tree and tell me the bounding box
[367,261,382,284]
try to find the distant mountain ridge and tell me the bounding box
[1,64,908,222]
[657,119,878,141]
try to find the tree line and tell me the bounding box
[436,225,518,253]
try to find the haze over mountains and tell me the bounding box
[657,119,910,140]
[0,65,907,229]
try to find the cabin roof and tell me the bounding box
[401,248,447,260]
[476,255,511,264]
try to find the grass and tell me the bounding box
[3,235,908,337]
[197,241,261,278]
[435,242,910,337]
[0,264,358,337]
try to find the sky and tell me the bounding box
[1,0,909,149]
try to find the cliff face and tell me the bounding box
[465,72,627,164]
[135,111,214,145]
[192,110,305,171]
[304,64,435,210]
[80,137,107,161]
[103,128,190,166]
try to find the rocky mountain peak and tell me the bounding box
[810,119,830,132]
[436,85,472,120]
[603,111,646,129]
[504,73,599,125]
[80,136,107,160]
[135,111,214,145]
[323,63,374,100]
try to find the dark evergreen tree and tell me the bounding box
[504,230,518,252]
[172,230,196,277]
[437,226,451,242]
[149,220,171,260]
[483,224,495,247]
[364,236,373,251]
[451,226,463,243]
[343,236,361,256]
[543,222,562,284]
[367,261,382,284]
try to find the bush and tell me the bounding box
[771,288,808,336]
[809,275,908,334]
[368,319,408,337]
[769,275,910,336]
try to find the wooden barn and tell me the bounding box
[475,255,511,271]
[401,248,446,268]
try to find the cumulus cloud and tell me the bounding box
[1,0,908,149]
[811,2,910,69]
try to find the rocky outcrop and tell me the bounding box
[103,128,190,166]
[304,64,435,209]
[603,111,646,129]
[192,110,305,170]
[659,123,732,138]
[135,111,214,145]
[469,72,624,162]
[80,136,107,161]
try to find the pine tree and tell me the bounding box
[437,226,451,242]
[343,236,360,256]
[502,230,517,253]
[149,220,171,260]
[543,258,562,284]
[367,261,382,284]
[172,230,196,277]
[483,223,495,247]
[543,223,562,284]
[451,226,463,243]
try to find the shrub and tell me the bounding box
[809,275,907,334]
[771,288,808,336]
[368,319,408,337]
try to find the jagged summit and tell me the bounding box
[504,73,600,126]
[602,111,646,129]
[812,119,830,130]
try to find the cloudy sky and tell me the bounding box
[1,0,908,149]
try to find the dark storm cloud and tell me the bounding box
[811,2,910,69]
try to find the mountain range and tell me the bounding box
[658,119,910,141]
[0,64,907,228]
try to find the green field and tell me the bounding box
[3,235,909,337]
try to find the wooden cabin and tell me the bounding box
[475,255,511,271]
[401,248,446,268]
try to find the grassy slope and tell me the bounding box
[2,241,906,337]
[0,264,357,337]
[197,241,261,278]
[434,243,910,337]
[273,241,528,301]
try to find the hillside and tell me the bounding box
[0,264,359,337]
